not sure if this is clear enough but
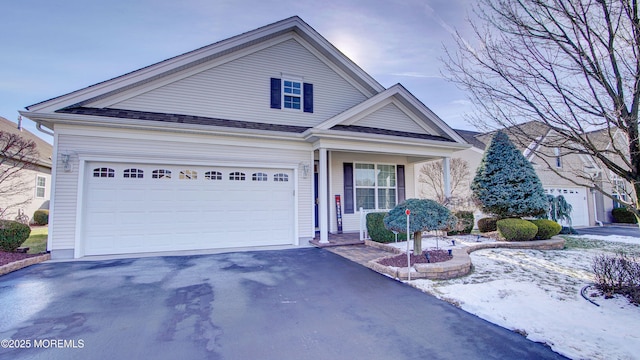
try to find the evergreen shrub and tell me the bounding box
[0,220,31,252]
[478,217,498,233]
[496,218,538,241]
[447,211,475,235]
[366,212,406,243]
[528,219,562,240]
[33,210,49,226]
[611,207,638,224]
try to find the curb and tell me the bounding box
[367,237,565,281]
[0,253,51,276]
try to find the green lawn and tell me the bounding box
[23,226,47,254]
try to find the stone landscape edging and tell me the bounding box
[365,237,565,281]
[0,253,51,276]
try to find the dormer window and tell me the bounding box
[283,80,301,110]
[270,77,313,113]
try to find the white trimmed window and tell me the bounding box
[35,176,46,198]
[355,163,396,210]
[283,80,302,110]
[612,175,628,208]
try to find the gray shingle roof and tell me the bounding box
[57,107,311,133]
[330,125,455,142]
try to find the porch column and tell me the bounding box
[443,157,451,199]
[318,148,329,243]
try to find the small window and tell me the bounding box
[152,169,172,179]
[179,170,197,180]
[205,171,222,180]
[93,167,115,178]
[554,148,562,168]
[283,80,302,110]
[252,172,268,181]
[273,173,289,182]
[35,176,46,198]
[124,168,144,179]
[229,172,245,181]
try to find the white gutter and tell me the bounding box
[36,122,54,136]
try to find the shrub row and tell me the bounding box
[481,217,562,241]
[0,220,31,252]
[611,207,638,224]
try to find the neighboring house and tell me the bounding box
[418,121,623,227]
[0,116,53,221]
[22,16,469,259]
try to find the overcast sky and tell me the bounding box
[1,0,478,143]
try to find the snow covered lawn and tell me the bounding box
[404,234,640,360]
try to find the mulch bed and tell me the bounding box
[377,249,453,267]
[0,251,39,267]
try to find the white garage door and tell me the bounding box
[82,162,295,256]
[544,187,589,227]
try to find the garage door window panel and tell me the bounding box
[93,168,115,178]
[152,169,172,179]
[124,168,144,178]
[252,172,268,181]
[230,172,245,181]
[180,170,197,180]
[205,171,222,180]
[274,173,289,182]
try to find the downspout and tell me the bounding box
[592,190,603,227]
[36,122,54,136]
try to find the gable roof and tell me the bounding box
[454,129,485,150]
[26,16,384,115]
[0,116,53,167]
[316,84,467,143]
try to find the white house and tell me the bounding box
[22,16,469,259]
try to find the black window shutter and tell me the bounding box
[270,78,281,109]
[397,165,406,204]
[343,163,354,214]
[303,83,313,113]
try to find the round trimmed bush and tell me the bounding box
[478,217,498,233]
[611,207,637,224]
[0,220,31,252]
[496,218,538,241]
[33,209,49,226]
[529,219,561,240]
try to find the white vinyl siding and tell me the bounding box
[49,126,313,253]
[353,103,431,134]
[107,38,369,128]
[329,152,414,233]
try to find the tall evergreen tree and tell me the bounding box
[471,131,547,218]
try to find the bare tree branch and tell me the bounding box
[445,0,640,215]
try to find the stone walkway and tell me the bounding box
[325,244,390,265]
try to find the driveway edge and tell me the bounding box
[0,253,51,276]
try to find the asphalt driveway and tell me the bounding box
[577,225,640,238]
[0,248,566,360]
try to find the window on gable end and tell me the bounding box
[270,77,313,113]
